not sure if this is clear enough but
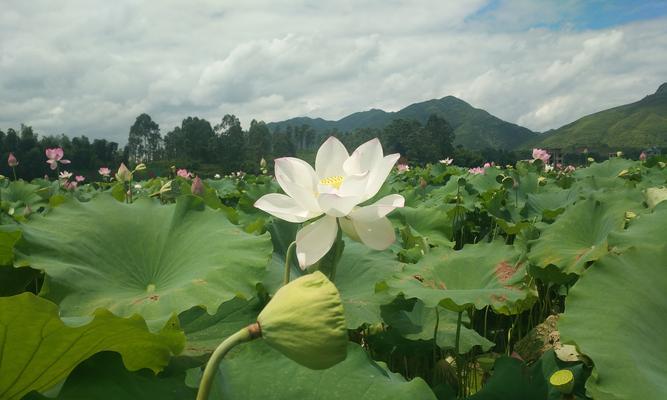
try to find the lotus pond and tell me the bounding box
[1,142,666,400]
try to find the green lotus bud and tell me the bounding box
[116,163,133,182]
[549,369,574,394]
[257,271,347,370]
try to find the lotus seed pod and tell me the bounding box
[549,369,574,394]
[257,271,347,370]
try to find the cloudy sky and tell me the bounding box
[1,0,666,144]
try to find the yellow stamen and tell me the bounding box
[320,175,344,189]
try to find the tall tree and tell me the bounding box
[127,114,162,163]
[244,120,272,172]
[214,114,245,173]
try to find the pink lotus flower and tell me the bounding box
[45,148,70,170]
[396,163,409,173]
[531,148,550,164]
[59,171,72,180]
[639,152,647,161]
[564,165,576,173]
[483,162,495,168]
[75,175,85,182]
[63,181,77,190]
[8,152,18,167]
[468,167,485,175]
[98,167,111,177]
[439,158,453,165]
[177,168,192,179]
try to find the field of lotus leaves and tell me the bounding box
[1,141,666,400]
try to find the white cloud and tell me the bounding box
[0,0,666,144]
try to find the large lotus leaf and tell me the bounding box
[24,352,196,400]
[388,241,535,314]
[212,341,437,399]
[469,350,588,400]
[335,241,406,328]
[381,300,494,353]
[0,293,184,400]
[392,205,455,247]
[575,158,636,178]
[523,188,579,221]
[0,227,21,265]
[14,195,272,321]
[0,180,44,206]
[528,192,644,275]
[559,246,667,400]
[608,201,667,252]
[179,297,260,357]
[645,187,667,209]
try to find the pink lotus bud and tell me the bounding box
[191,176,205,196]
[116,163,132,182]
[8,152,18,167]
[640,152,647,161]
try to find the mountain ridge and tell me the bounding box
[267,83,667,151]
[267,95,537,150]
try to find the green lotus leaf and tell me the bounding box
[559,246,667,400]
[0,293,184,400]
[210,341,437,399]
[608,201,667,252]
[528,192,644,275]
[0,227,21,265]
[571,158,637,191]
[645,187,667,209]
[24,352,196,400]
[381,300,494,353]
[468,350,588,400]
[392,205,455,248]
[335,241,406,329]
[14,195,272,321]
[388,241,535,314]
[179,298,260,358]
[523,188,580,221]
[0,180,44,207]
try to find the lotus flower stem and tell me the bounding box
[283,241,296,285]
[12,167,17,181]
[454,311,462,355]
[196,323,261,400]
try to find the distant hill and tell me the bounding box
[267,96,537,150]
[533,83,667,151]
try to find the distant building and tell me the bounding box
[545,148,563,165]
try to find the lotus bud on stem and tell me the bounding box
[196,272,348,400]
[196,323,261,400]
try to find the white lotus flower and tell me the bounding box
[255,137,404,268]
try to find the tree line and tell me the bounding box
[2,111,525,180]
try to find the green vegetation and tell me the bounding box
[534,83,667,151]
[2,153,666,398]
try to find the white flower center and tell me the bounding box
[319,175,344,189]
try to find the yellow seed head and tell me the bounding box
[320,175,344,189]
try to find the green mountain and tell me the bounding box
[534,83,667,151]
[267,96,537,150]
